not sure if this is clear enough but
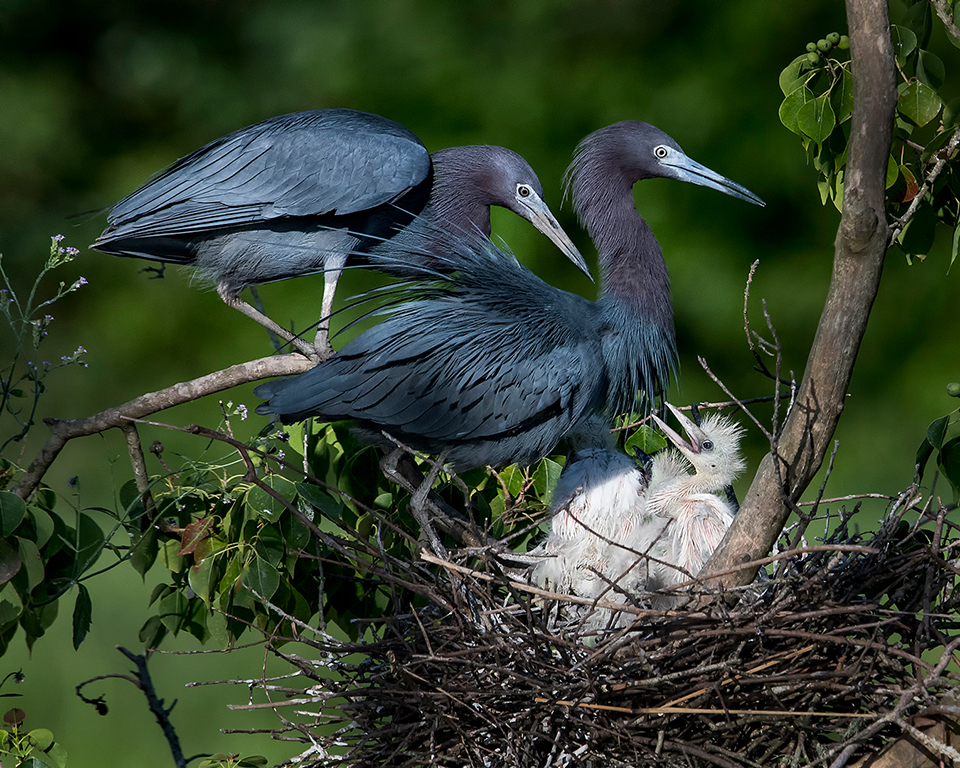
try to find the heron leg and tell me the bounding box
[380,448,446,556]
[314,252,347,360]
[217,285,326,362]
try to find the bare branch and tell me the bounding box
[12,353,314,500]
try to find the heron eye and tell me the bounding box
[702,439,714,451]
[517,184,532,198]
[654,145,669,159]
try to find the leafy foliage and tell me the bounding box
[778,5,960,268]
[916,381,960,501]
[0,706,67,768]
[131,417,570,649]
[0,239,104,657]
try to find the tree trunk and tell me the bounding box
[700,0,896,590]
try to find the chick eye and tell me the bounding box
[654,145,670,159]
[702,439,714,451]
[517,183,532,198]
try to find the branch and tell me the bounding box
[12,353,314,500]
[931,0,960,44]
[701,0,896,591]
[888,124,960,244]
[76,647,194,768]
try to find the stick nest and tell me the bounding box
[235,494,960,768]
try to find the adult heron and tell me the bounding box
[93,108,589,359]
[257,121,763,469]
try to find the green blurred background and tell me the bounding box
[2,1,958,765]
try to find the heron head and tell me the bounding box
[651,403,746,486]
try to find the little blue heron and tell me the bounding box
[93,108,589,358]
[256,122,763,473]
[646,404,745,590]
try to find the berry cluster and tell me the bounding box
[804,32,849,64]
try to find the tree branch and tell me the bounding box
[700,0,896,591]
[12,353,314,500]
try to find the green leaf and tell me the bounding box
[886,155,900,190]
[624,424,667,455]
[149,582,171,606]
[891,25,918,66]
[27,506,55,550]
[245,475,297,523]
[836,69,854,123]
[0,493,26,537]
[498,465,525,498]
[917,49,945,90]
[928,414,950,450]
[532,458,563,500]
[130,527,159,579]
[218,553,243,593]
[242,554,279,601]
[778,86,814,136]
[372,492,394,510]
[158,590,190,633]
[904,2,933,47]
[778,54,814,96]
[831,170,845,212]
[938,436,960,499]
[139,614,166,648]
[254,525,284,567]
[237,757,269,767]
[72,583,92,650]
[25,728,55,752]
[117,479,147,526]
[73,513,105,574]
[0,583,23,628]
[898,202,938,256]
[797,93,836,144]
[188,556,218,607]
[0,538,21,587]
[295,482,342,520]
[15,538,43,590]
[898,81,942,127]
[944,97,960,129]
[279,511,310,550]
[206,608,230,648]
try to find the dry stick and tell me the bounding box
[701,0,897,594]
[12,352,315,500]
[120,421,156,526]
[534,699,874,719]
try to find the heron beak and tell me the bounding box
[516,190,594,281]
[651,403,708,459]
[661,154,765,207]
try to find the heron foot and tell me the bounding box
[380,448,447,557]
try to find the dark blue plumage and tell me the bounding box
[93,108,588,357]
[256,121,764,470]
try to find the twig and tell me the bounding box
[888,125,960,244]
